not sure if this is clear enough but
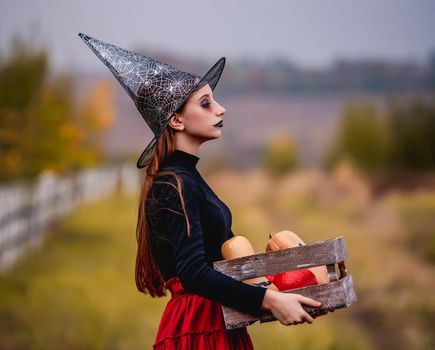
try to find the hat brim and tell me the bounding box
[136,57,226,169]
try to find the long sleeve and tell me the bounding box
[228,229,236,240]
[153,173,266,314]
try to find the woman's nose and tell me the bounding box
[216,102,226,116]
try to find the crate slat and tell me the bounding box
[221,275,357,329]
[213,236,357,329]
[213,236,347,281]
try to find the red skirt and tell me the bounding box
[153,277,254,349]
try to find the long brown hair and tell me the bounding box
[135,122,192,297]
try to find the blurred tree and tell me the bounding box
[62,79,116,170]
[262,133,298,177]
[428,50,435,90]
[386,95,435,172]
[0,36,116,182]
[0,36,48,111]
[325,100,389,174]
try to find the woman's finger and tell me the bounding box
[298,295,322,307]
[303,312,314,324]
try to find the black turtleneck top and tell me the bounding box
[146,149,267,314]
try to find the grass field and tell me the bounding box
[0,168,434,349]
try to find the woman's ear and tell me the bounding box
[168,113,185,131]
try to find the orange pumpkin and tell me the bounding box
[266,230,305,251]
[266,230,329,285]
[222,236,254,260]
[222,236,278,290]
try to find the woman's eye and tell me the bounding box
[201,101,211,108]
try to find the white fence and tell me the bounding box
[0,163,140,273]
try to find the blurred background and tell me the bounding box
[0,1,434,349]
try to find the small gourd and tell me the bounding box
[221,236,278,290]
[266,230,329,287]
[266,230,305,251]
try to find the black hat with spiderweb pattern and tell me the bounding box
[78,33,226,168]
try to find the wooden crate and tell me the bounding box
[213,236,357,329]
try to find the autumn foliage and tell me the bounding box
[0,37,116,181]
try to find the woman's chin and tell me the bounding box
[210,128,223,138]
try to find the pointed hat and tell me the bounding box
[78,33,226,168]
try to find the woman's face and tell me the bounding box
[169,84,226,144]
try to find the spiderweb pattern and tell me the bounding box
[78,33,226,168]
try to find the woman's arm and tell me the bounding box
[154,173,266,314]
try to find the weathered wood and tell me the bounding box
[221,275,357,329]
[327,264,338,282]
[213,236,347,281]
[213,236,357,329]
[338,261,347,278]
[258,275,357,325]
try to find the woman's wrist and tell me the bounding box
[260,288,277,311]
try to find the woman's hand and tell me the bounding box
[260,289,322,326]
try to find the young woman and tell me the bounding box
[137,83,328,348]
[78,33,324,349]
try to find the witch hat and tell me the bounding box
[78,33,226,168]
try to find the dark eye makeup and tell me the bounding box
[201,99,211,108]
